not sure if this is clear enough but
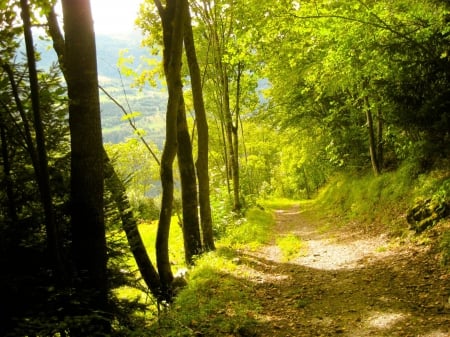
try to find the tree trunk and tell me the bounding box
[203,4,241,212]
[222,69,241,211]
[364,96,380,176]
[103,150,162,298]
[20,0,65,282]
[46,4,162,303]
[183,7,215,251]
[154,0,186,301]
[231,63,242,213]
[302,166,312,199]
[61,0,109,331]
[0,125,18,224]
[177,95,203,264]
[376,106,384,171]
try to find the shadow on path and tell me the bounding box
[235,206,450,337]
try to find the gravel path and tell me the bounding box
[239,205,450,337]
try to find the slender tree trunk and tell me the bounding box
[232,63,242,212]
[302,167,312,199]
[2,63,39,174]
[0,125,18,224]
[183,7,215,251]
[219,115,231,195]
[20,0,65,282]
[204,5,241,212]
[364,96,380,176]
[61,0,109,331]
[222,69,241,211]
[154,0,186,300]
[376,107,384,171]
[103,150,162,298]
[177,96,202,264]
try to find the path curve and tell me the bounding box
[239,205,450,337]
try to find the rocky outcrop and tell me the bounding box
[407,197,450,233]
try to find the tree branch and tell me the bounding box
[98,85,161,166]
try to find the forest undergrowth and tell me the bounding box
[141,200,450,337]
[118,165,450,337]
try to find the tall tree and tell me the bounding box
[176,94,203,264]
[61,0,109,331]
[153,0,186,299]
[19,0,65,281]
[184,5,215,251]
[46,5,164,302]
[150,0,203,267]
[191,0,260,212]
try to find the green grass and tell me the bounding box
[259,197,299,210]
[151,253,261,336]
[276,234,307,261]
[314,166,421,232]
[220,208,275,250]
[137,207,277,336]
[112,206,277,336]
[138,218,186,270]
[112,217,187,315]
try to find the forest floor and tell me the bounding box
[236,204,450,337]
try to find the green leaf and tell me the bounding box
[121,111,141,121]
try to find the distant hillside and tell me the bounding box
[96,33,167,146]
[37,32,167,145]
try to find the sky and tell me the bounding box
[90,0,142,34]
[86,0,142,35]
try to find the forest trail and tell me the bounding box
[238,205,450,337]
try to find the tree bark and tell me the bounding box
[231,62,242,212]
[20,0,65,282]
[184,7,215,251]
[364,96,380,176]
[61,0,109,330]
[376,106,384,171]
[47,4,162,303]
[154,0,186,300]
[103,150,162,298]
[177,95,202,264]
[201,2,241,212]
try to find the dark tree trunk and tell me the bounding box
[231,63,242,213]
[177,95,202,264]
[302,167,312,200]
[184,7,215,251]
[364,96,380,176]
[103,150,162,298]
[154,0,186,301]
[222,69,241,211]
[20,0,65,282]
[46,4,162,303]
[376,107,384,170]
[0,125,17,224]
[61,0,109,331]
[2,63,39,175]
[194,3,240,212]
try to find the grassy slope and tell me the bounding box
[314,163,450,237]
[116,164,450,336]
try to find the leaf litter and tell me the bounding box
[234,205,450,337]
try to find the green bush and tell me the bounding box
[221,208,275,249]
[127,190,160,221]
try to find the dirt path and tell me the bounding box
[238,205,450,337]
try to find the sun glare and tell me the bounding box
[90,0,141,34]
